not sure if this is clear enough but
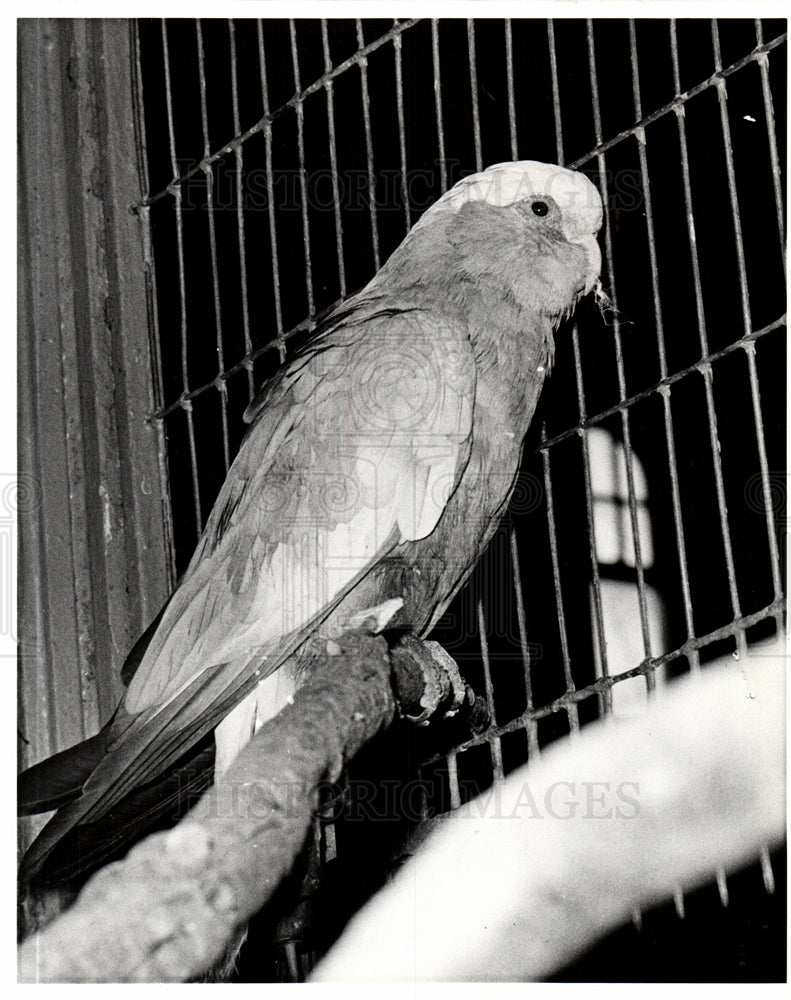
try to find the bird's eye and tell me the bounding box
[531,201,549,217]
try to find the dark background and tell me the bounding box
[135,17,786,982]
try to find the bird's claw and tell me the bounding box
[390,636,469,725]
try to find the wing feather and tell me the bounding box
[127,307,474,715]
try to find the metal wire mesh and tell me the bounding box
[132,16,786,980]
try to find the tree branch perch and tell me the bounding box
[18,626,397,982]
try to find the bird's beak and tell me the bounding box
[577,234,602,296]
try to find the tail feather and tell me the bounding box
[20,738,215,887]
[120,601,170,687]
[17,602,168,818]
[18,732,108,816]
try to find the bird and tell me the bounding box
[18,159,603,887]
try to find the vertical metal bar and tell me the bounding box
[161,19,202,538]
[446,750,461,810]
[289,20,315,319]
[131,22,176,591]
[283,941,299,981]
[228,19,255,400]
[698,358,744,643]
[627,20,670,697]
[671,17,760,908]
[586,20,654,664]
[759,843,776,894]
[712,21,782,633]
[546,19,565,165]
[196,20,230,472]
[743,340,784,609]
[540,445,580,733]
[669,23,709,360]
[415,765,430,822]
[510,529,540,758]
[669,22,748,660]
[629,21,667,378]
[716,869,730,907]
[431,19,448,191]
[711,21,752,337]
[256,20,285,363]
[544,18,576,728]
[572,328,611,711]
[321,20,347,299]
[467,19,483,172]
[355,20,380,271]
[393,28,411,232]
[476,597,497,725]
[504,19,518,160]
[661,20,707,671]
[477,599,504,781]
[659,378,699,671]
[754,20,785,265]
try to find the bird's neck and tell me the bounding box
[368,254,555,403]
[371,219,557,375]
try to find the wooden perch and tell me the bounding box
[312,638,787,981]
[18,624,398,983]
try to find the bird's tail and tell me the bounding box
[17,601,171,817]
[19,736,215,887]
[18,731,108,816]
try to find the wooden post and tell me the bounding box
[17,18,173,846]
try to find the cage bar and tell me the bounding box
[431,20,448,191]
[546,19,565,165]
[320,20,347,300]
[196,20,231,472]
[712,21,785,634]
[446,750,461,811]
[712,22,752,337]
[392,28,411,232]
[132,23,176,589]
[141,20,421,212]
[569,31,786,171]
[467,19,483,172]
[572,328,612,704]
[228,19,256,401]
[755,20,785,260]
[510,529,541,758]
[419,598,783,769]
[539,443,580,734]
[504,20,518,160]
[476,599,505,781]
[744,340,785,616]
[256,21,286,363]
[289,20,316,320]
[160,19,203,538]
[625,16,685,671]
[588,20,654,664]
[355,19,381,271]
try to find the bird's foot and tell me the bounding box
[390,636,487,728]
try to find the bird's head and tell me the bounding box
[406,160,604,324]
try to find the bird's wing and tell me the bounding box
[21,306,476,879]
[126,305,475,715]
